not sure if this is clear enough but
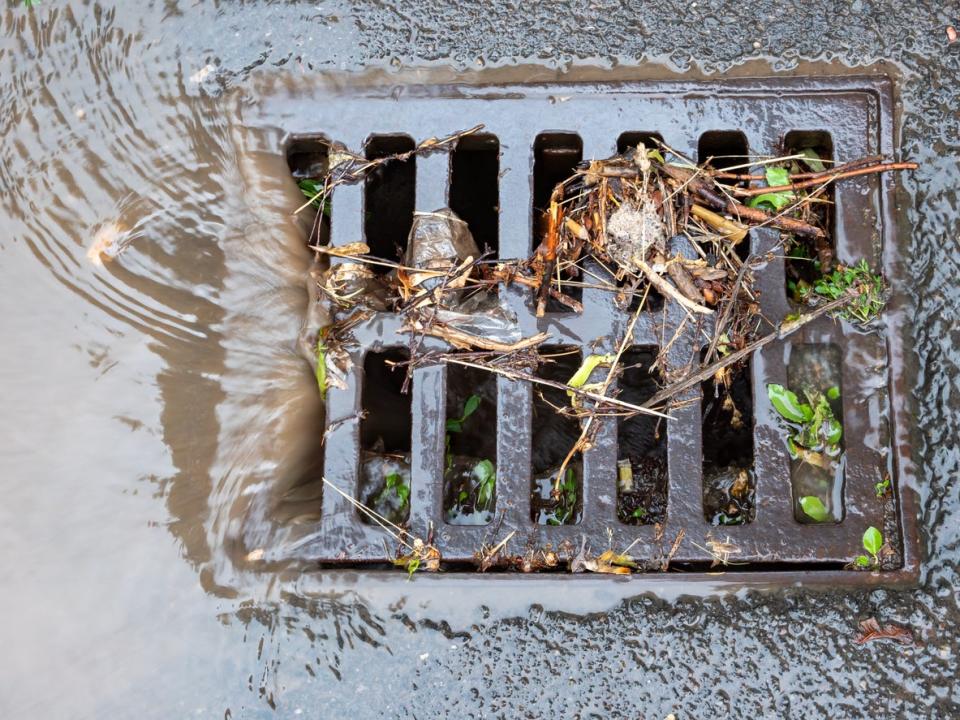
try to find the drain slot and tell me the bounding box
[616,347,668,525]
[787,343,844,523]
[531,347,583,525]
[533,133,584,311]
[364,135,416,272]
[359,349,412,526]
[444,362,498,525]
[450,134,500,257]
[701,356,756,526]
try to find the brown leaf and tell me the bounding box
[854,617,914,645]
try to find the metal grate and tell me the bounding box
[267,76,919,585]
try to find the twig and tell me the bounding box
[641,293,857,409]
[442,356,672,420]
[636,259,713,315]
[730,161,919,197]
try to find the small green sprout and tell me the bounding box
[875,475,891,498]
[405,556,420,579]
[767,383,843,468]
[474,459,496,510]
[376,471,410,509]
[801,259,887,324]
[799,495,831,522]
[446,394,480,433]
[547,467,578,525]
[315,336,327,399]
[298,178,332,216]
[854,526,884,569]
[631,507,648,520]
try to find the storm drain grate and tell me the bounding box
[272,76,919,585]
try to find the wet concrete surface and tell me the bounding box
[0,1,958,717]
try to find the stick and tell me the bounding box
[636,259,714,315]
[731,161,919,197]
[442,356,673,420]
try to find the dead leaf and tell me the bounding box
[854,617,914,645]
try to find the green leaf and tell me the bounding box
[765,166,790,188]
[748,192,793,211]
[800,496,831,522]
[646,148,665,164]
[823,416,843,446]
[446,395,481,433]
[631,507,647,519]
[826,385,841,401]
[406,556,420,579]
[473,459,495,484]
[862,526,883,556]
[567,354,616,397]
[315,338,327,399]
[457,490,468,504]
[854,554,871,568]
[748,166,795,211]
[461,395,481,421]
[798,148,826,173]
[875,477,891,497]
[767,383,813,423]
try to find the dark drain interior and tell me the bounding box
[450,134,500,257]
[782,130,836,298]
[286,137,331,246]
[701,357,756,525]
[364,135,416,272]
[616,348,667,525]
[359,349,412,526]
[444,362,498,525]
[530,347,583,525]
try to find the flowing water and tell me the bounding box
[1,2,959,717]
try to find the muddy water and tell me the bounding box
[1,2,959,718]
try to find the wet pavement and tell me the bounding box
[1,1,958,717]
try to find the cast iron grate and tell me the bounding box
[274,76,919,585]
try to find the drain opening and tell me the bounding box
[698,130,752,262]
[533,133,584,312]
[444,362,498,525]
[531,346,583,524]
[450,134,500,258]
[359,349,412,526]
[782,130,836,301]
[364,135,416,274]
[701,355,756,525]
[616,347,668,525]
[287,137,331,247]
[787,343,844,523]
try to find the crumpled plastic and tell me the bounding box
[402,208,480,293]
